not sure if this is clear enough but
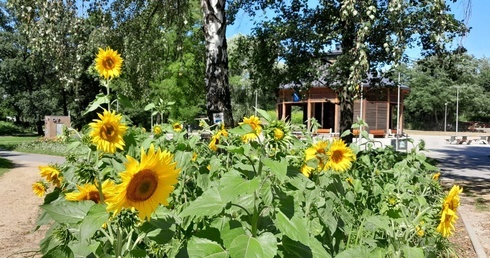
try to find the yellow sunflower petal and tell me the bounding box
[106,145,180,220]
[95,47,123,80]
[89,109,128,154]
[326,139,356,172]
[32,182,46,197]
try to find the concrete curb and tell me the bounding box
[459,208,488,258]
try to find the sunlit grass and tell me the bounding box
[0,136,39,150]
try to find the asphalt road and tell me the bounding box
[404,135,490,180]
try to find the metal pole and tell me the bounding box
[359,83,363,144]
[397,72,401,135]
[254,90,258,116]
[444,102,447,132]
[456,87,459,133]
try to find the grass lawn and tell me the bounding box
[0,157,14,177]
[0,135,39,150]
[0,135,67,156]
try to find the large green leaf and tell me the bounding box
[275,210,309,244]
[365,215,391,232]
[281,236,312,257]
[43,245,74,258]
[187,237,228,258]
[257,232,278,258]
[144,103,155,111]
[180,188,224,218]
[139,215,176,244]
[83,94,110,115]
[262,157,288,183]
[401,246,424,258]
[255,108,272,121]
[221,222,246,250]
[40,233,61,254]
[335,246,371,258]
[229,234,264,258]
[68,240,100,258]
[41,201,94,224]
[117,94,133,108]
[79,204,109,242]
[228,124,254,136]
[219,170,260,203]
[308,237,331,258]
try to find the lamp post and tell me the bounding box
[444,102,448,132]
[456,87,459,133]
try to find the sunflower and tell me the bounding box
[240,115,262,142]
[153,125,162,136]
[32,181,47,197]
[436,185,463,238]
[444,185,463,212]
[301,141,329,177]
[95,47,123,80]
[106,145,180,220]
[273,128,285,141]
[436,205,458,238]
[89,109,128,154]
[325,139,356,172]
[416,226,425,237]
[65,180,116,204]
[208,133,220,152]
[300,164,315,177]
[39,165,62,188]
[432,172,441,180]
[219,123,228,137]
[192,152,198,162]
[173,122,183,132]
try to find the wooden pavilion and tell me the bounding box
[277,82,410,137]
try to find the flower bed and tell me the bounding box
[32,47,462,257]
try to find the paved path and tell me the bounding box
[409,135,490,180]
[0,150,65,164]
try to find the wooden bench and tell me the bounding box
[369,129,386,138]
[352,129,360,136]
[352,129,386,138]
[316,128,331,134]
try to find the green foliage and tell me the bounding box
[14,138,70,156]
[0,121,28,135]
[402,53,490,129]
[34,102,455,257]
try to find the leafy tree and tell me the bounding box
[232,0,468,142]
[403,52,490,130]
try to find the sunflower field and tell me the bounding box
[33,48,463,257]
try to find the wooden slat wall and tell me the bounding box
[377,103,388,130]
[353,102,361,122]
[366,102,377,129]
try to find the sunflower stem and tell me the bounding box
[105,80,111,112]
[95,150,105,203]
[115,228,123,258]
[100,227,114,245]
[251,193,259,237]
[125,228,134,251]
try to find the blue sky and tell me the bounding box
[227,1,489,60]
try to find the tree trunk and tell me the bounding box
[201,0,234,127]
[339,88,354,143]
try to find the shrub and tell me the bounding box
[0,121,26,135]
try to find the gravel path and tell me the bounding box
[0,160,49,258]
